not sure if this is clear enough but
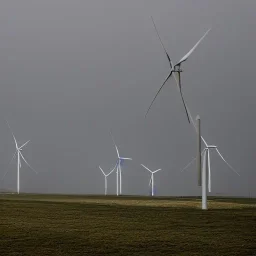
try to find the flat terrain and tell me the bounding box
[0,194,255,256]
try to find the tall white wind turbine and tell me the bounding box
[141,164,162,196]
[163,51,240,195]
[2,121,37,194]
[146,16,211,123]
[110,132,132,196]
[99,164,117,195]
[149,22,238,193]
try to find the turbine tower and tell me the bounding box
[2,121,37,194]
[141,164,162,196]
[146,16,211,123]
[110,132,132,196]
[99,164,117,195]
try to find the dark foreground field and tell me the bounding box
[0,194,255,256]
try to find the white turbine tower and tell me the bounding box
[141,164,162,196]
[146,16,211,123]
[110,132,132,196]
[2,121,37,194]
[99,164,117,195]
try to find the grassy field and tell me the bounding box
[0,194,255,255]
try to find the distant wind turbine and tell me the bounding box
[2,121,37,194]
[110,132,132,196]
[141,164,162,196]
[99,164,117,195]
[146,16,211,123]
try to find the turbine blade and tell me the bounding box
[172,76,208,147]
[215,148,240,176]
[207,150,211,193]
[184,105,208,147]
[19,140,30,149]
[201,136,208,148]
[99,166,106,176]
[19,152,37,174]
[172,72,190,123]
[172,72,179,90]
[180,157,196,172]
[180,149,206,172]
[1,151,17,180]
[115,146,120,158]
[110,131,120,158]
[175,28,211,66]
[141,164,153,173]
[151,16,173,69]
[179,85,190,123]
[6,120,18,149]
[107,162,117,176]
[120,157,132,160]
[145,71,173,118]
[153,169,162,173]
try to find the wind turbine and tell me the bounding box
[157,49,240,192]
[99,164,117,195]
[180,130,240,193]
[146,16,211,123]
[110,132,132,196]
[2,121,37,194]
[141,164,162,196]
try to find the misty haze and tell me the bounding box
[0,0,255,197]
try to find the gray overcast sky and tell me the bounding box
[0,0,255,197]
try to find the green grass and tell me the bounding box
[0,194,255,255]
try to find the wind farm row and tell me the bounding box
[99,131,162,197]
[1,17,240,200]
